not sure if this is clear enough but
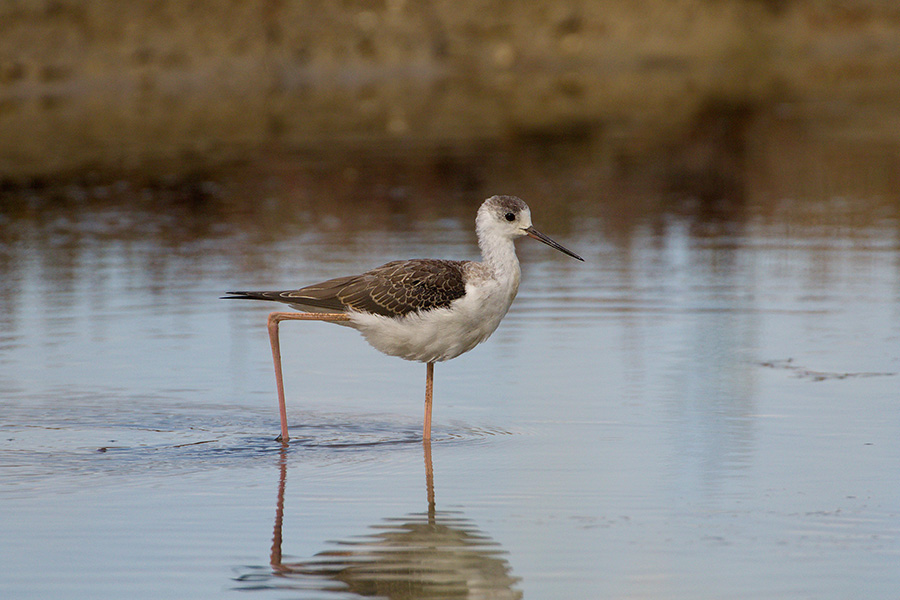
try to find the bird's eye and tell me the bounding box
[504,212,516,222]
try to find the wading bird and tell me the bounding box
[224,195,583,443]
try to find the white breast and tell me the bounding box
[348,266,520,363]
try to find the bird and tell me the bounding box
[223,195,583,443]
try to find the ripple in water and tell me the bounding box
[0,399,513,495]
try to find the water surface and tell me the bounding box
[2,126,900,598]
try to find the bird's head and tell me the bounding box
[477,195,584,261]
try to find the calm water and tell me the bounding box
[2,131,900,598]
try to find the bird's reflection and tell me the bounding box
[240,441,521,599]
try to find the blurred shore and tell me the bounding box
[2,0,900,186]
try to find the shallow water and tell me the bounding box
[2,130,900,598]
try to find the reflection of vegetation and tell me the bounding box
[235,444,522,599]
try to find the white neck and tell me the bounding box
[476,218,522,290]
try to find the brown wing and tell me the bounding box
[223,259,469,317]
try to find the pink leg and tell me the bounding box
[423,437,435,517]
[423,361,434,442]
[266,311,350,444]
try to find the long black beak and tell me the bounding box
[524,226,584,261]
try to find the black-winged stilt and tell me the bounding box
[224,195,583,443]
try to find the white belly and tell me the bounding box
[348,279,516,363]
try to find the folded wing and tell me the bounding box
[223,259,469,317]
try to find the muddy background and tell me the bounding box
[2,0,899,191]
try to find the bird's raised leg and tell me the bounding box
[267,311,350,444]
[423,361,435,442]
